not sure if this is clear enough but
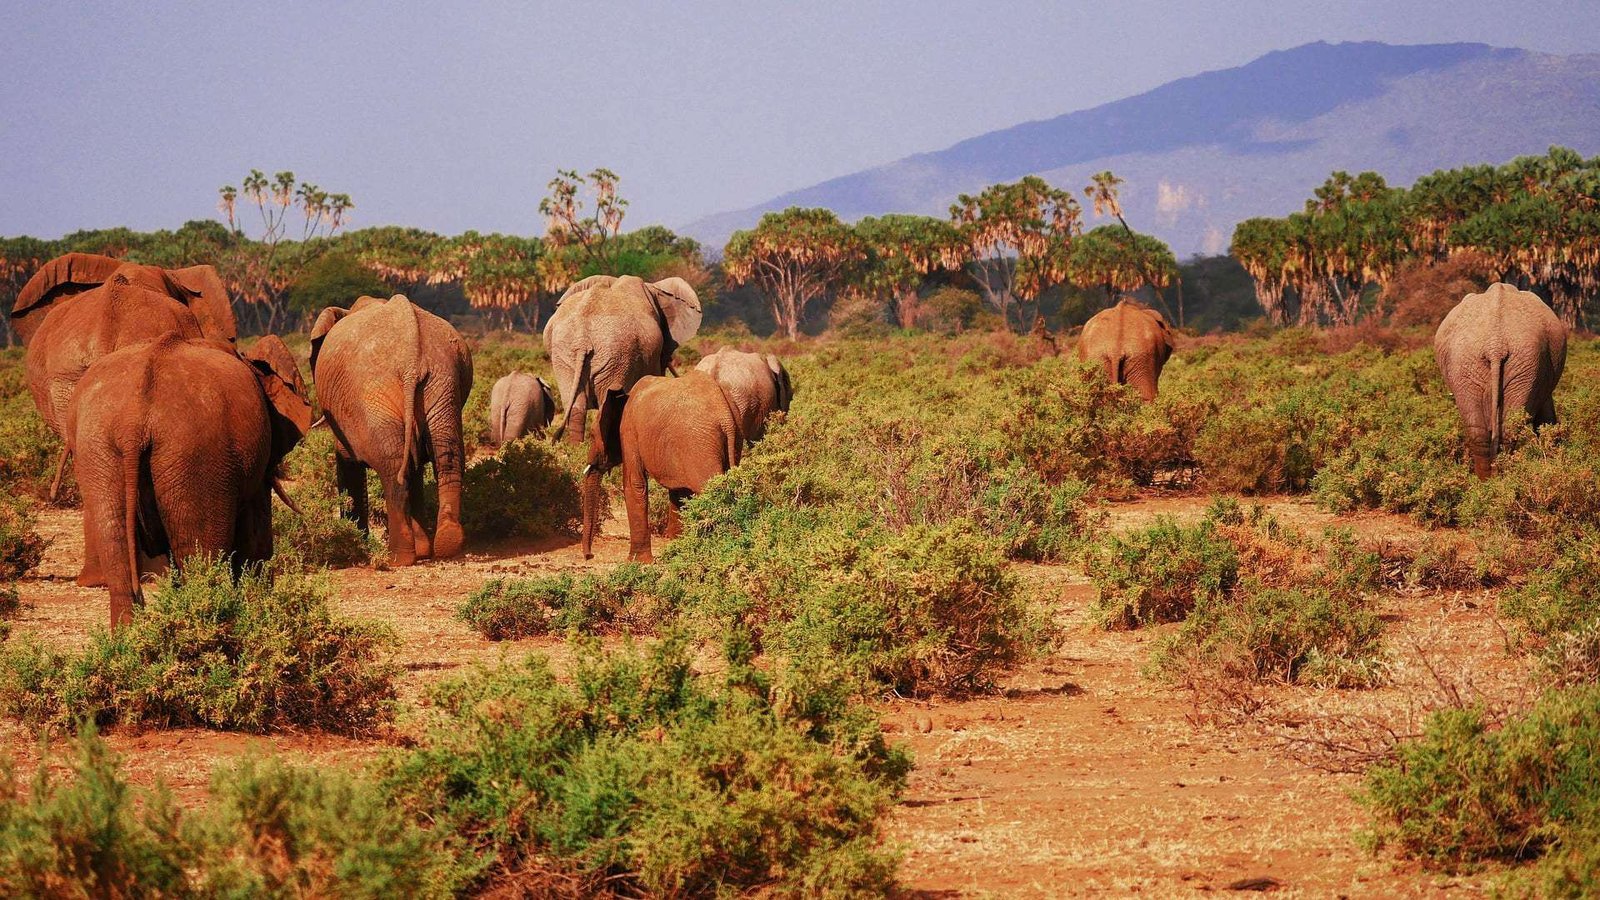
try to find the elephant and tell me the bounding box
[311,294,473,566]
[1077,300,1173,401]
[487,371,556,446]
[14,254,237,442]
[1434,282,1568,479]
[693,348,793,441]
[66,333,311,627]
[581,371,741,563]
[542,275,701,443]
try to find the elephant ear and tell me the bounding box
[596,388,628,470]
[351,294,390,314]
[10,253,125,344]
[646,277,702,346]
[309,306,352,372]
[246,336,314,466]
[166,265,239,344]
[766,354,793,412]
[537,377,557,430]
[556,275,615,307]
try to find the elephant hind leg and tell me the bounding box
[406,467,432,561]
[336,457,370,532]
[383,477,417,567]
[664,488,692,540]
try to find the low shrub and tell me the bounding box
[457,563,678,639]
[1085,501,1241,629]
[0,490,47,581]
[667,483,1055,696]
[0,393,64,503]
[273,429,383,570]
[0,728,463,897]
[460,437,583,543]
[0,558,397,733]
[382,636,908,896]
[1362,685,1600,890]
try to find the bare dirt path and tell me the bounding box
[7,496,1522,896]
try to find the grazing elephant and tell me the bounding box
[693,348,793,441]
[487,371,556,446]
[1077,300,1173,401]
[581,371,741,562]
[311,294,473,566]
[67,334,311,627]
[1434,283,1568,479]
[15,255,237,436]
[543,275,701,443]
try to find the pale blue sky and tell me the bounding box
[2,0,1596,239]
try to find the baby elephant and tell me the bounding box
[581,371,742,562]
[487,371,556,446]
[1435,282,1568,478]
[68,334,311,627]
[1077,300,1173,400]
[693,348,793,441]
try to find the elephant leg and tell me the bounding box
[428,400,466,559]
[1535,395,1558,430]
[383,477,416,567]
[664,488,692,540]
[77,518,107,588]
[75,448,133,627]
[336,457,369,532]
[564,392,589,445]
[233,489,273,570]
[624,459,652,563]
[163,494,237,578]
[407,467,432,560]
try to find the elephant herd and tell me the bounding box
[2,249,1567,629]
[8,257,791,627]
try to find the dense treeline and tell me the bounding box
[1233,146,1600,328]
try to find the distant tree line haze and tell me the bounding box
[1233,146,1600,328]
[22,149,1597,345]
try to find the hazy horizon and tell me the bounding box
[4,0,1597,241]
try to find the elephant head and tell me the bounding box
[243,334,313,470]
[309,294,389,371]
[10,253,237,346]
[644,276,703,353]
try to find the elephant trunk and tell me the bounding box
[581,464,602,559]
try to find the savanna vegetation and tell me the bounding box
[4,148,1600,892]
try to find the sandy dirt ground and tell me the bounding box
[7,495,1527,897]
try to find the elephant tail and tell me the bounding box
[117,447,144,610]
[1489,353,1505,458]
[399,369,422,480]
[553,349,594,442]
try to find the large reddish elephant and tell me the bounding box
[67,334,311,627]
[581,371,741,563]
[1077,300,1173,401]
[311,294,473,566]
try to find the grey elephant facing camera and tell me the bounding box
[1434,282,1567,479]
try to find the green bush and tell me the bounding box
[0,392,64,502]
[382,636,908,896]
[1362,686,1600,886]
[0,558,397,733]
[1086,503,1241,629]
[460,437,583,543]
[457,563,678,639]
[0,728,462,897]
[273,429,383,570]
[0,490,46,582]
[666,481,1055,696]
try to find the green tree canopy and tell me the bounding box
[725,207,866,340]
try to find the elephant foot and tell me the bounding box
[413,529,433,561]
[433,521,464,559]
[627,550,654,564]
[77,563,107,588]
[388,546,417,568]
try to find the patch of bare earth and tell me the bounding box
[8,498,1525,894]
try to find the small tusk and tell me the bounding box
[310,415,327,429]
[581,464,592,476]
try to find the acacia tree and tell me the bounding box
[538,167,627,290]
[724,207,865,340]
[1069,226,1178,306]
[217,169,353,331]
[853,214,963,328]
[427,231,550,330]
[950,176,1081,331]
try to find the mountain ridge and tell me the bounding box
[682,41,1600,256]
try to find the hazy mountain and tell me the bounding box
[682,41,1600,257]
